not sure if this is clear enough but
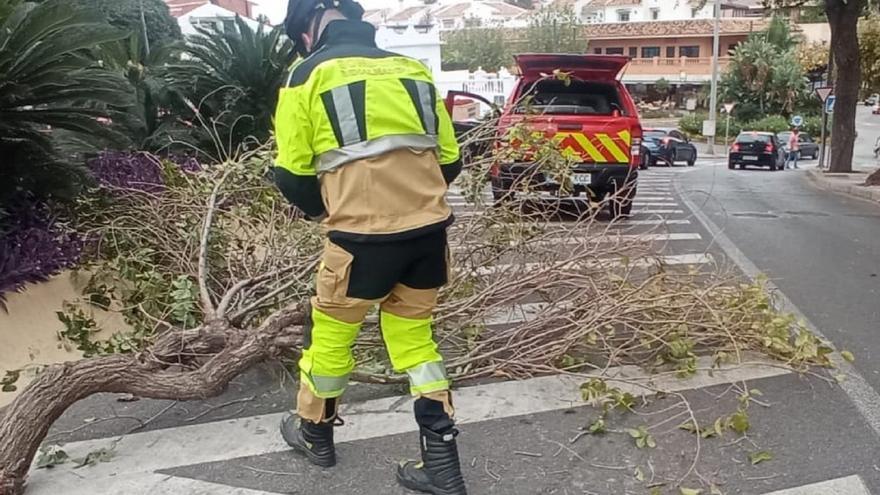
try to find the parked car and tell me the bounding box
[777,131,819,160]
[865,94,879,106]
[728,132,786,170]
[640,128,697,168]
[446,54,644,218]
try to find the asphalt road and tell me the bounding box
[17,131,880,495]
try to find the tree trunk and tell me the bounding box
[826,0,864,173]
[0,308,304,495]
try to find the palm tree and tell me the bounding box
[161,17,296,159]
[0,0,133,204]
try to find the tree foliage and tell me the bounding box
[505,0,535,8]
[34,0,181,49]
[860,15,880,92]
[442,26,510,71]
[161,18,296,158]
[0,0,134,205]
[720,18,808,121]
[525,6,584,54]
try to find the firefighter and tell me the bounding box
[274,1,466,493]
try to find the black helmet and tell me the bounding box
[285,0,364,56]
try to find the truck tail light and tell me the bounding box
[489,163,500,178]
[764,143,773,153]
[630,137,641,167]
[732,143,740,152]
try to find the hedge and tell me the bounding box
[678,113,828,141]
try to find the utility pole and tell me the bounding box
[706,0,721,155]
[140,0,151,56]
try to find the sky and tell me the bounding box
[253,0,391,24]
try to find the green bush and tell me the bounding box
[746,115,791,133]
[801,116,826,138]
[678,113,705,136]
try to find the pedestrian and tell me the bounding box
[786,127,800,170]
[274,1,467,494]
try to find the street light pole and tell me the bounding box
[707,0,721,155]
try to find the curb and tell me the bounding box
[805,167,880,204]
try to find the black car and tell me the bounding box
[728,132,786,171]
[640,128,698,169]
[777,131,819,160]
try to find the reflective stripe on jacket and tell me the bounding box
[274,20,462,242]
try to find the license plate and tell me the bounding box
[573,174,592,186]
[744,155,758,161]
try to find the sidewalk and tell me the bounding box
[806,165,880,204]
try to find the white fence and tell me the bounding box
[436,71,518,112]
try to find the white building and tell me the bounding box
[375,24,443,75]
[171,2,261,36]
[550,0,756,24]
[432,2,530,31]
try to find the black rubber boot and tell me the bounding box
[280,412,337,468]
[396,426,468,495]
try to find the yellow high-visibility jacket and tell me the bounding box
[274,19,462,242]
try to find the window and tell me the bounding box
[679,46,701,58]
[650,8,660,20]
[691,8,700,17]
[594,47,603,54]
[641,46,661,59]
[666,46,676,58]
[517,80,623,116]
[442,19,454,28]
[617,10,630,22]
[222,19,236,33]
[606,47,624,55]
[628,47,638,58]
[728,43,740,55]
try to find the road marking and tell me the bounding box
[634,209,685,214]
[450,232,702,254]
[617,219,691,226]
[762,475,870,495]
[633,202,679,207]
[26,356,791,495]
[471,253,712,276]
[676,180,880,449]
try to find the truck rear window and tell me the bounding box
[515,80,624,116]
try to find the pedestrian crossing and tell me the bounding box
[23,165,872,495]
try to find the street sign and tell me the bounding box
[816,87,833,102]
[791,115,804,127]
[723,103,736,114]
[702,120,716,137]
[825,95,836,115]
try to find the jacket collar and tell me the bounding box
[314,20,377,51]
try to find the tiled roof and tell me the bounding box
[387,6,429,23]
[434,3,471,19]
[584,18,767,39]
[165,0,206,17]
[485,1,529,17]
[164,0,254,18]
[601,0,641,6]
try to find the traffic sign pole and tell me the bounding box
[816,87,833,170]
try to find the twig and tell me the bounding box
[546,440,585,462]
[589,462,628,471]
[46,415,145,442]
[243,465,301,476]
[198,170,231,317]
[513,451,543,458]
[185,396,255,422]
[484,459,501,482]
[129,401,178,433]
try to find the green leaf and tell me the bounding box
[729,410,750,434]
[36,445,69,469]
[679,421,699,434]
[589,418,606,434]
[626,428,641,438]
[634,466,645,482]
[680,488,703,495]
[841,350,855,363]
[749,450,773,465]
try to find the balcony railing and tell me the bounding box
[626,56,732,76]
